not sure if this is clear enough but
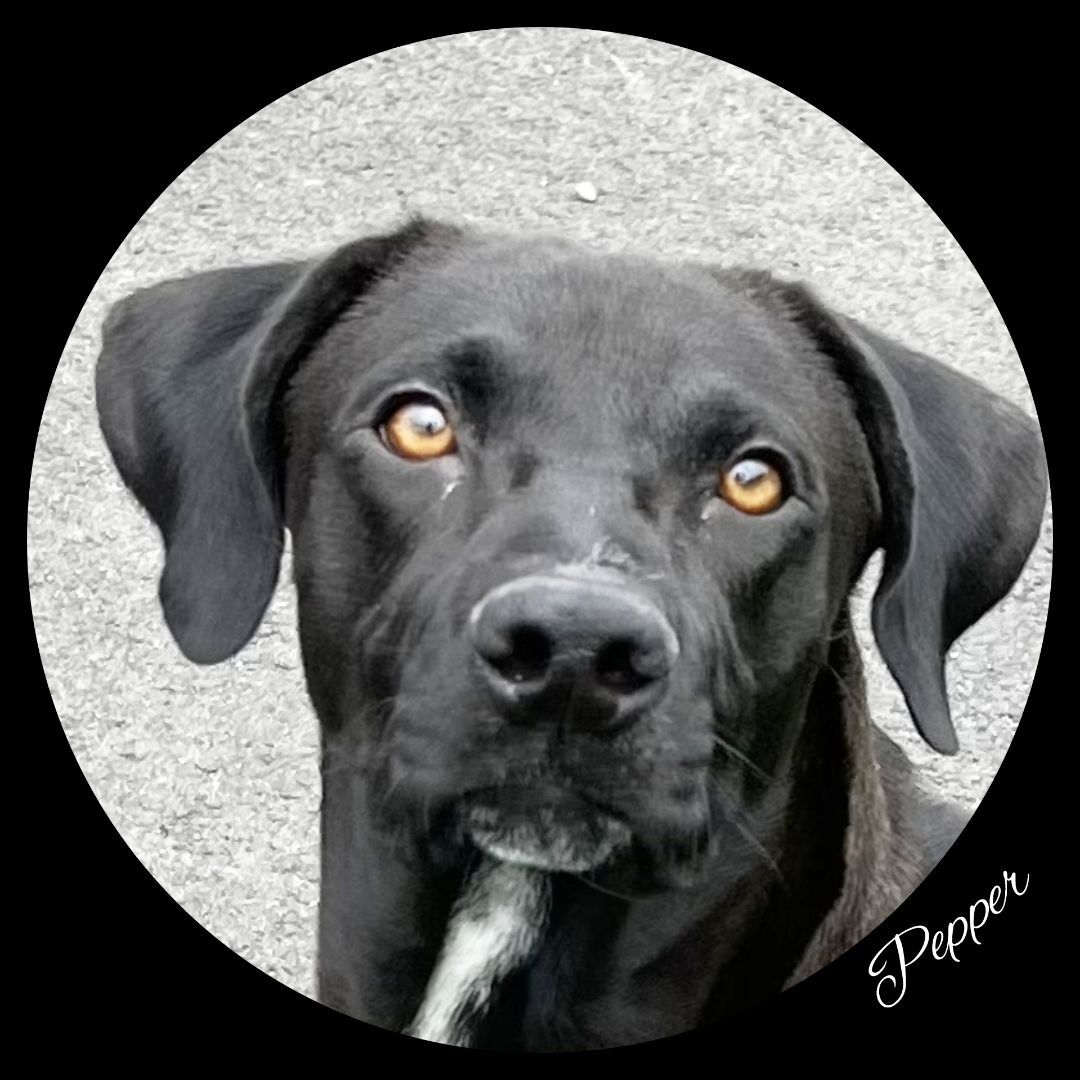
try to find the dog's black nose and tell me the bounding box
[468,575,679,729]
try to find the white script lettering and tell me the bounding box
[867,869,1028,1007]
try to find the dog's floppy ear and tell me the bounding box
[96,218,459,664]
[745,277,1047,754]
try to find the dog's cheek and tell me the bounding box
[696,580,834,794]
[731,532,836,675]
[390,646,479,764]
[291,458,429,731]
[369,568,503,790]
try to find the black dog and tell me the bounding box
[96,218,1046,1050]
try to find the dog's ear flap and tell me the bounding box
[850,317,1046,755]
[96,218,459,664]
[750,278,1047,754]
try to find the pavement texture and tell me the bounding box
[28,29,1052,1002]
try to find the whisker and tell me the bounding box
[822,661,862,710]
[710,732,772,783]
[378,767,406,808]
[569,872,637,903]
[708,777,784,883]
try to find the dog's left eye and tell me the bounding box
[718,456,786,515]
[380,399,458,461]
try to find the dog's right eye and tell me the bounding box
[379,398,458,461]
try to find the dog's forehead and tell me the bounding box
[337,233,852,447]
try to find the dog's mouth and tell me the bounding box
[461,784,634,873]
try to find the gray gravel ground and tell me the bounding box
[28,29,1052,1002]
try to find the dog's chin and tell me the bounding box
[461,787,634,873]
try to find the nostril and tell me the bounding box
[488,626,553,684]
[595,640,654,693]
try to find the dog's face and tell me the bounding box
[96,219,1046,900]
[284,232,882,886]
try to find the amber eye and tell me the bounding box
[380,399,457,460]
[718,457,785,515]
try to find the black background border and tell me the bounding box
[21,24,1061,1059]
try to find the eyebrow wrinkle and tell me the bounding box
[445,336,508,432]
[673,394,768,468]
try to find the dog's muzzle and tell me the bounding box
[461,574,678,872]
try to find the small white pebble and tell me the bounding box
[574,181,599,203]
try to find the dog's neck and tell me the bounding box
[785,615,927,987]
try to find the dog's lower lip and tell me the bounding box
[461,784,633,872]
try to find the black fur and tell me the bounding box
[96,219,1047,1050]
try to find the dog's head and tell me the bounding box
[97,219,1046,890]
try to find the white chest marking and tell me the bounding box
[406,858,551,1047]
